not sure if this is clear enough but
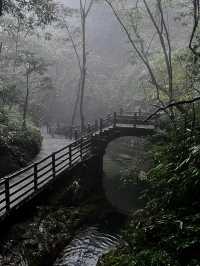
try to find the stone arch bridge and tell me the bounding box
[0,111,157,224]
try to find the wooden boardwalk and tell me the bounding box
[0,111,155,222]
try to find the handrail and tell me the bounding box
[0,110,155,220]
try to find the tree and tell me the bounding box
[0,0,57,71]
[79,0,94,132]
[0,0,57,130]
[17,51,48,128]
[189,0,200,58]
[2,0,57,25]
[58,0,94,133]
[105,0,175,117]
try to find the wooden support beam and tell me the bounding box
[75,130,78,140]
[95,120,98,131]
[87,123,91,133]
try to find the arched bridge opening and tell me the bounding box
[99,131,154,214]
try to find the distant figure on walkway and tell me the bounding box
[46,122,50,134]
[50,124,55,138]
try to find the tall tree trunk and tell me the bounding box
[13,18,21,72]
[63,0,94,133]
[23,69,30,129]
[80,15,86,133]
[0,0,2,16]
[71,80,81,130]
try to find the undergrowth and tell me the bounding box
[99,116,200,266]
[0,106,42,177]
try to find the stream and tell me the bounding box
[54,226,121,266]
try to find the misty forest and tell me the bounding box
[0,0,200,265]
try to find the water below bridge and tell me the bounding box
[1,132,150,266]
[35,134,149,266]
[36,132,122,266]
[54,226,121,266]
[50,136,150,266]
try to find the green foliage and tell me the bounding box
[0,107,41,143]
[0,80,19,107]
[11,126,42,154]
[100,116,200,265]
[0,106,41,175]
[144,48,197,103]
[3,0,57,26]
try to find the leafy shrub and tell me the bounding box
[100,117,200,265]
[0,106,42,177]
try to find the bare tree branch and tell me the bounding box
[105,0,162,98]
[85,0,94,17]
[146,97,200,121]
[61,18,82,72]
[143,0,173,102]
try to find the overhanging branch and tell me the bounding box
[146,97,200,121]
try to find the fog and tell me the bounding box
[0,0,192,127]
[0,2,199,265]
[40,0,133,125]
[47,0,191,126]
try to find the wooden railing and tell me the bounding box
[0,111,154,220]
[71,111,154,139]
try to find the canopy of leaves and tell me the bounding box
[3,0,57,26]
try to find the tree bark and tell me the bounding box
[80,10,86,133]
[23,69,30,129]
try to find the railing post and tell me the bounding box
[120,108,123,115]
[95,120,98,131]
[69,144,72,167]
[52,153,56,179]
[87,123,91,134]
[5,178,10,212]
[34,163,38,191]
[113,112,117,128]
[100,118,103,135]
[69,127,73,139]
[133,112,137,127]
[109,114,112,126]
[75,130,78,140]
[107,114,110,126]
